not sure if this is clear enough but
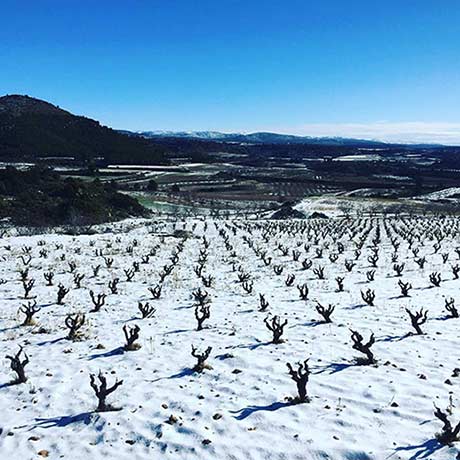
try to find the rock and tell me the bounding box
[271,204,305,220]
[309,212,329,219]
[166,414,178,425]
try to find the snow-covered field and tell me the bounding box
[294,194,396,217]
[1,215,460,460]
[417,187,460,201]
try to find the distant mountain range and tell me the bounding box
[123,130,390,146]
[122,130,444,148]
[0,95,447,168]
[0,95,166,164]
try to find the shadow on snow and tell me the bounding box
[230,401,291,420]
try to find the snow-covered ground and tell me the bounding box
[416,187,460,201]
[1,215,460,459]
[294,194,400,217]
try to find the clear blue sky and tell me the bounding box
[1,0,460,143]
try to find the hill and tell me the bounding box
[0,95,166,164]
[0,166,149,226]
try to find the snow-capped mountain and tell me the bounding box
[128,130,389,146]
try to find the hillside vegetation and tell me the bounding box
[0,95,166,164]
[0,167,149,226]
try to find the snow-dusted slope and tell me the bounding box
[417,187,460,201]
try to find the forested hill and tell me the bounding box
[0,166,149,226]
[0,95,166,164]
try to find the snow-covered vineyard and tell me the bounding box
[1,215,460,459]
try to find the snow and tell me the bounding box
[1,215,460,459]
[417,187,460,201]
[333,154,382,161]
[294,194,382,217]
